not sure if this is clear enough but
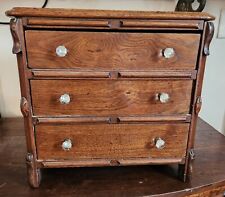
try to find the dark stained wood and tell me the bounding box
[25,31,200,70]
[0,118,225,196]
[6,7,215,21]
[182,21,215,182]
[26,153,42,188]
[10,19,41,188]
[35,123,189,160]
[203,22,215,56]
[30,79,193,116]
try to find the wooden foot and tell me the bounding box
[26,153,42,188]
[186,149,195,179]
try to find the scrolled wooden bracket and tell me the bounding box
[187,148,196,176]
[20,97,29,117]
[195,96,202,114]
[203,22,215,56]
[175,0,206,12]
[26,153,41,188]
[10,18,22,54]
[189,149,196,160]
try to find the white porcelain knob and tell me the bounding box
[59,94,70,105]
[62,139,72,151]
[157,92,170,103]
[155,138,165,149]
[163,48,175,59]
[56,45,68,57]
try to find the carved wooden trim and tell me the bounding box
[38,158,183,168]
[27,18,109,27]
[122,20,202,30]
[203,22,215,56]
[187,149,196,177]
[33,115,191,125]
[6,7,214,21]
[10,18,22,54]
[195,96,202,114]
[25,19,204,30]
[26,153,41,188]
[20,97,29,117]
[31,70,197,79]
[176,0,206,12]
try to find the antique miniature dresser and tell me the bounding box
[6,7,214,187]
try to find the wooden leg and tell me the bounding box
[26,153,42,188]
[186,149,195,180]
[178,149,195,182]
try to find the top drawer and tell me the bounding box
[25,31,200,70]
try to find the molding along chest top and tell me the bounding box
[6,7,214,188]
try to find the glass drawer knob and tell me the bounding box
[156,92,170,103]
[62,139,72,151]
[56,45,68,57]
[59,94,70,105]
[155,138,165,149]
[163,48,175,59]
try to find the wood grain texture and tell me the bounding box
[39,158,184,168]
[25,18,203,30]
[27,18,109,27]
[183,21,215,182]
[6,7,215,21]
[34,115,191,125]
[10,19,41,187]
[6,8,215,187]
[30,79,193,116]
[35,123,189,160]
[25,31,200,70]
[1,118,224,196]
[31,69,197,79]
[121,20,203,29]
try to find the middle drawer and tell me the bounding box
[30,79,192,116]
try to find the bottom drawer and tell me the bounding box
[35,123,189,161]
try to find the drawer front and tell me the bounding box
[36,123,189,160]
[25,31,200,70]
[30,79,193,116]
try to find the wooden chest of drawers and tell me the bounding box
[6,7,214,188]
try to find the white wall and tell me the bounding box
[0,0,224,135]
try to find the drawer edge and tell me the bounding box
[33,114,192,125]
[37,157,185,168]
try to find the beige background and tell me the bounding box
[0,0,225,135]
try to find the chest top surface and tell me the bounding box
[6,7,214,20]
